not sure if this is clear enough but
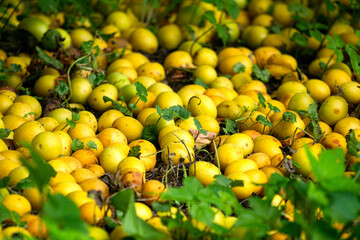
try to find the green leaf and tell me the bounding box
[334,34,345,49]
[223,118,237,135]
[309,221,338,240]
[264,173,289,200]
[128,145,141,158]
[190,202,215,226]
[258,92,266,108]
[162,177,203,202]
[20,143,56,192]
[325,0,337,11]
[41,29,63,51]
[141,124,158,146]
[203,10,217,24]
[66,112,80,130]
[55,80,69,96]
[24,112,35,118]
[35,46,64,70]
[156,105,175,121]
[230,180,244,188]
[224,0,239,19]
[112,189,164,240]
[309,29,323,42]
[249,197,282,221]
[72,137,84,152]
[291,32,308,47]
[16,178,35,190]
[288,3,311,18]
[233,62,246,74]
[213,175,232,187]
[111,189,134,213]
[307,181,328,206]
[319,61,327,71]
[0,202,11,223]
[152,202,171,213]
[279,221,302,238]
[184,24,195,41]
[169,105,191,119]
[328,192,360,223]
[252,64,270,83]
[86,141,97,150]
[270,25,282,34]
[80,40,94,54]
[309,148,345,182]
[0,73,9,81]
[0,176,10,188]
[194,77,209,89]
[216,24,229,46]
[267,102,280,114]
[135,82,148,103]
[0,128,11,140]
[89,72,105,87]
[308,104,319,122]
[37,0,59,14]
[43,194,91,240]
[193,118,207,136]
[103,96,131,116]
[345,43,360,75]
[346,129,360,157]
[256,115,272,128]
[282,111,296,123]
[9,64,22,73]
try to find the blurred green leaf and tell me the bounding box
[194,77,208,89]
[0,128,11,140]
[224,0,239,19]
[203,10,216,24]
[233,62,246,74]
[291,32,308,47]
[346,129,360,157]
[35,46,64,70]
[252,64,270,83]
[0,176,9,188]
[328,192,360,223]
[190,202,215,226]
[9,64,22,73]
[16,178,35,190]
[43,194,91,240]
[216,24,229,46]
[21,144,56,192]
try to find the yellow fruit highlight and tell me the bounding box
[189,161,220,186]
[31,131,62,161]
[228,173,254,199]
[99,146,126,174]
[2,194,31,216]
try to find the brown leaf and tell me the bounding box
[88,190,104,208]
[189,129,217,149]
[42,98,61,117]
